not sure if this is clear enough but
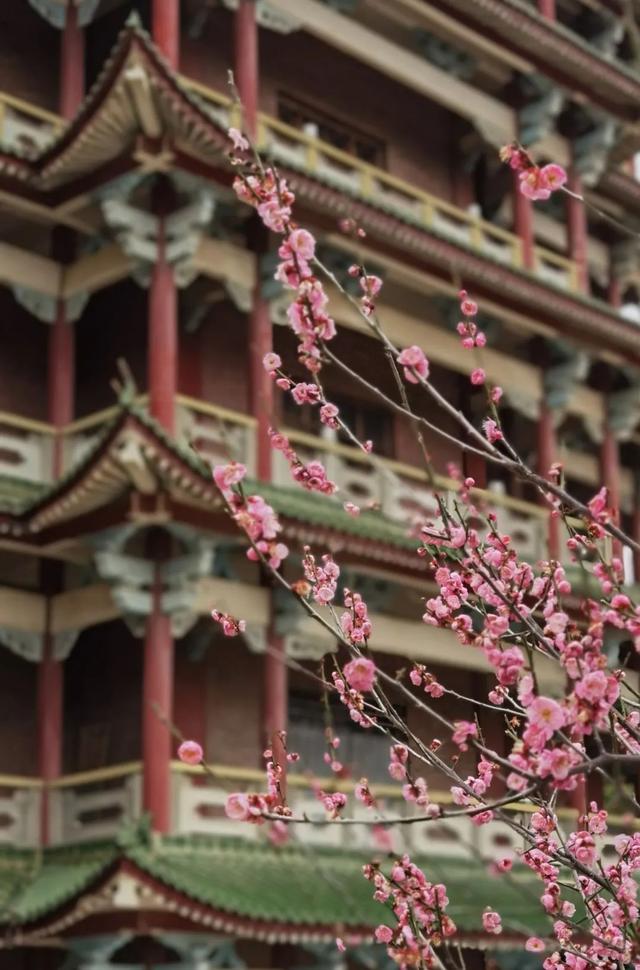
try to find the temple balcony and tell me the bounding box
[0,83,578,296]
[0,396,574,569]
[178,78,579,295]
[1,761,635,865]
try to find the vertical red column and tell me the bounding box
[601,422,621,525]
[37,635,63,845]
[152,0,180,69]
[235,0,259,138]
[264,632,288,747]
[37,572,63,846]
[513,169,535,271]
[608,251,622,311]
[52,2,84,476]
[537,0,556,17]
[632,490,640,584]
[60,3,84,119]
[537,402,560,560]
[148,216,178,435]
[48,299,75,478]
[567,167,590,294]
[235,0,273,481]
[142,561,174,833]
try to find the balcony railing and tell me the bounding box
[179,76,578,292]
[49,762,142,845]
[274,425,550,562]
[0,92,63,155]
[19,761,630,862]
[0,774,41,847]
[0,399,566,567]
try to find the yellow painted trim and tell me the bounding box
[178,76,232,108]
[0,91,63,126]
[170,763,639,828]
[0,773,43,790]
[0,411,55,435]
[280,426,548,519]
[176,394,258,427]
[50,761,142,789]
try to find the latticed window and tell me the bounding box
[278,93,386,167]
[287,691,403,781]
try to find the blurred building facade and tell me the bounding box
[0,0,639,965]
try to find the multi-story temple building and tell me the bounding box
[1,0,640,965]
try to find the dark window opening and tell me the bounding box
[282,392,394,458]
[287,691,404,782]
[278,93,386,167]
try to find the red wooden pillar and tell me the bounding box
[235,0,273,479]
[608,253,622,310]
[148,217,178,434]
[37,600,63,845]
[567,167,590,294]
[142,562,174,833]
[601,422,621,522]
[632,489,640,583]
[538,402,560,560]
[60,3,84,119]
[601,421,623,569]
[152,0,180,69]
[537,0,556,17]
[235,0,259,138]
[48,299,75,478]
[264,627,288,746]
[249,293,274,480]
[513,169,535,271]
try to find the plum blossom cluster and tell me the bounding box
[347,263,384,318]
[224,740,293,824]
[225,124,640,967]
[451,759,497,827]
[231,136,337,373]
[456,288,486,349]
[301,547,341,605]
[263,364,342,433]
[409,663,444,698]
[397,345,429,384]
[332,667,375,729]
[210,609,246,637]
[268,427,337,496]
[519,805,640,967]
[213,462,289,569]
[500,143,568,201]
[365,856,456,967]
[340,590,373,646]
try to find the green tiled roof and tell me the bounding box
[0,400,419,554]
[248,480,418,551]
[0,842,117,924]
[0,831,548,937]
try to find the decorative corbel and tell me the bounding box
[93,525,216,639]
[589,12,625,59]
[518,76,564,147]
[284,631,337,662]
[220,0,301,32]
[101,190,215,288]
[542,342,590,418]
[607,374,640,441]
[242,624,268,654]
[612,237,640,288]
[28,0,100,28]
[413,29,475,81]
[12,286,89,324]
[572,116,617,187]
[0,628,43,662]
